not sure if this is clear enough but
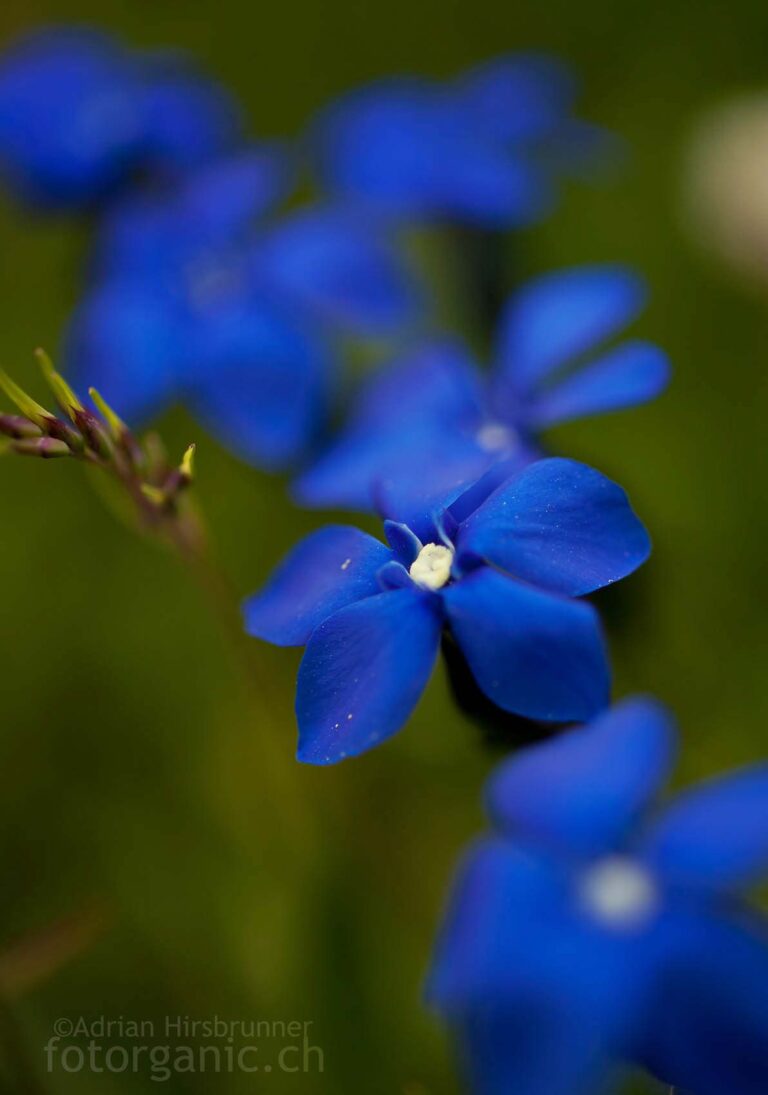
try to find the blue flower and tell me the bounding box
[65,151,420,468]
[0,27,240,208]
[244,458,649,763]
[313,54,616,227]
[295,265,670,513]
[428,697,768,1095]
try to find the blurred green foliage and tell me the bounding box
[1,0,768,1091]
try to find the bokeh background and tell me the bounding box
[1,1,768,1091]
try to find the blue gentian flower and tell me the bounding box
[66,151,420,468]
[313,54,616,227]
[295,265,670,513]
[0,27,240,208]
[244,458,649,763]
[428,696,768,1095]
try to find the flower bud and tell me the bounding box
[11,437,72,458]
[0,414,41,439]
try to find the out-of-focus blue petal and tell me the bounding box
[315,80,549,226]
[65,281,181,423]
[486,697,676,856]
[243,526,392,647]
[640,910,768,1095]
[0,28,142,206]
[444,567,610,722]
[455,1005,620,1095]
[296,588,442,764]
[250,205,420,334]
[348,340,484,430]
[641,766,768,891]
[494,266,647,394]
[456,458,650,597]
[294,341,485,510]
[428,838,564,1008]
[429,838,637,1095]
[373,439,501,541]
[95,148,288,281]
[450,54,576,143]
[305,423,493,519]
[527,341,671,429]
[137,52,241,171]
[174,147,291,235]
[185,302,332,469]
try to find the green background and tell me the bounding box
[1,0,767,1091]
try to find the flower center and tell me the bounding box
[476,421,519,454]
[579,857,659,931]
[409,543,454,591]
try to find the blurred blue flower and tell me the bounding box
[296,265,670,512]
[66,150,421,468]
[428,696,768,1095]
[244,458,649,763]
[0,27,240,208]
[313,55,618,227]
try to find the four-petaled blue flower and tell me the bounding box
[296,265,670,514]
[313,54,616,227]
[428,697,768,1095]
[244,458,649,764]
[66,151,421,469]
[0,28,240,208]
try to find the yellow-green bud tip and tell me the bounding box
[89,387,127,440]
[140,483,166,506]
[0,368,52,428]
[35,348,84,421]
[181,444,195,480]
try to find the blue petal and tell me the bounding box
[527,341,671,429]
[94,148,288,283]
[450,54,576,143]
[383,521,421,566]
[427,838,564,1009]
[486,697,676,856]
[446,450,540,527]
[294,340,485,510]
[376,560,413,590]
[136,52,241,171]
[243,526,392,647]
[641,766,768,891]
[315,79,549,226]
[64,282,181,423]
[0,29,142,207]
[444,566,610,722]
[429,838,637,1095]
[250,205,420,335]
[373,438,501,542]
[173,147,291,234]
[494,266,647,394]
[640,910,768,1095]
[185,302,332,469]
[296,587,441,764]
[455,458,650,597]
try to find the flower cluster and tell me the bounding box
[1,24,765,1095]
[0,351,201,547]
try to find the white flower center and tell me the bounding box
[409,543,454,591]
[579,857,659,931]
[476,422,518,454]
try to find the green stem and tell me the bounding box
[164,502,317,854]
